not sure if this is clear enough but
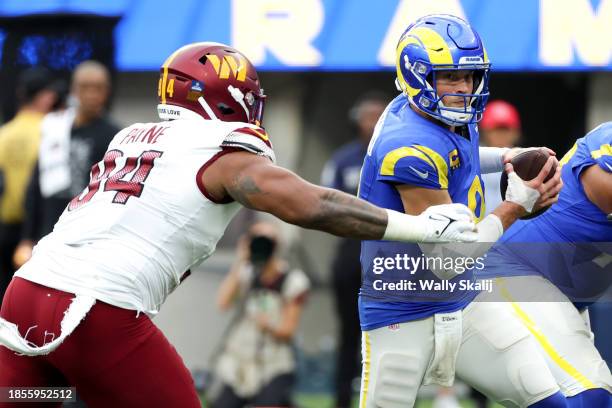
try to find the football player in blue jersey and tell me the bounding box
[357,14,566,408]
[477,124,612,407]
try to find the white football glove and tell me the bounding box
[384,203,477,243]
[505,171,540,213]
[420,203,478,243]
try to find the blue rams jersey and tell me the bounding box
[358,95,485,331]
[479,123,612,301]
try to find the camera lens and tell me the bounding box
[249,236,276,264]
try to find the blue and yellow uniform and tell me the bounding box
[354,16,572,408]
[358,95,486,331]
[479,123,612,300]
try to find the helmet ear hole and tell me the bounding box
[217,103,235,115]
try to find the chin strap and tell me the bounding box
[197,96,218,120]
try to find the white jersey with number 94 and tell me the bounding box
[15,118,275,316]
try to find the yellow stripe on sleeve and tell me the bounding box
[380,146,436,178]
[413,145,449,189]
[559,142,578,167]
[591,143,612,160]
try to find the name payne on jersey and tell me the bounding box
[119,125,170,145]
[372,278,493,293]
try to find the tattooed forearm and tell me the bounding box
[306,189,387,239]
[226,172,269,209]
[225,161,387,240]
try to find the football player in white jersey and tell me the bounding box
[0,43,478,407]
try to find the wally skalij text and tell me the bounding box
[370,278,492,293]
[359,241,492,303]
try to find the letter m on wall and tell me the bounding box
[540,0,612,66]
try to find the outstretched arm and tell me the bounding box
[207,151,387,239]
[201,151,476,243]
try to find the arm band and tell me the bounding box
[480,147,509,174]
[382,209,427,242]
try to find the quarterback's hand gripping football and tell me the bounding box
[502,146,556,164]
[505,156,563,215]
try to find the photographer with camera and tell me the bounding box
[211,221,310,408]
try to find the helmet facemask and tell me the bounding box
[421,65,490,126]
[233,87,266,126]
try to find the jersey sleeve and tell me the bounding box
[590,142,612,174]
[375,137,450,190]
[221,125,276,163]
[567,129,612,178]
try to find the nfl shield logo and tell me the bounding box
[191,80,204,92]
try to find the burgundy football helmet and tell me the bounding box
[157,42,266,125]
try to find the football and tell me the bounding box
[500,148,556,219]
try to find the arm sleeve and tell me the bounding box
[376,140,450,190]
[479,146,509,174]
[591,143,612,174]
[568,138,612,180]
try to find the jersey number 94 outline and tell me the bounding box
[68,149,163,211]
